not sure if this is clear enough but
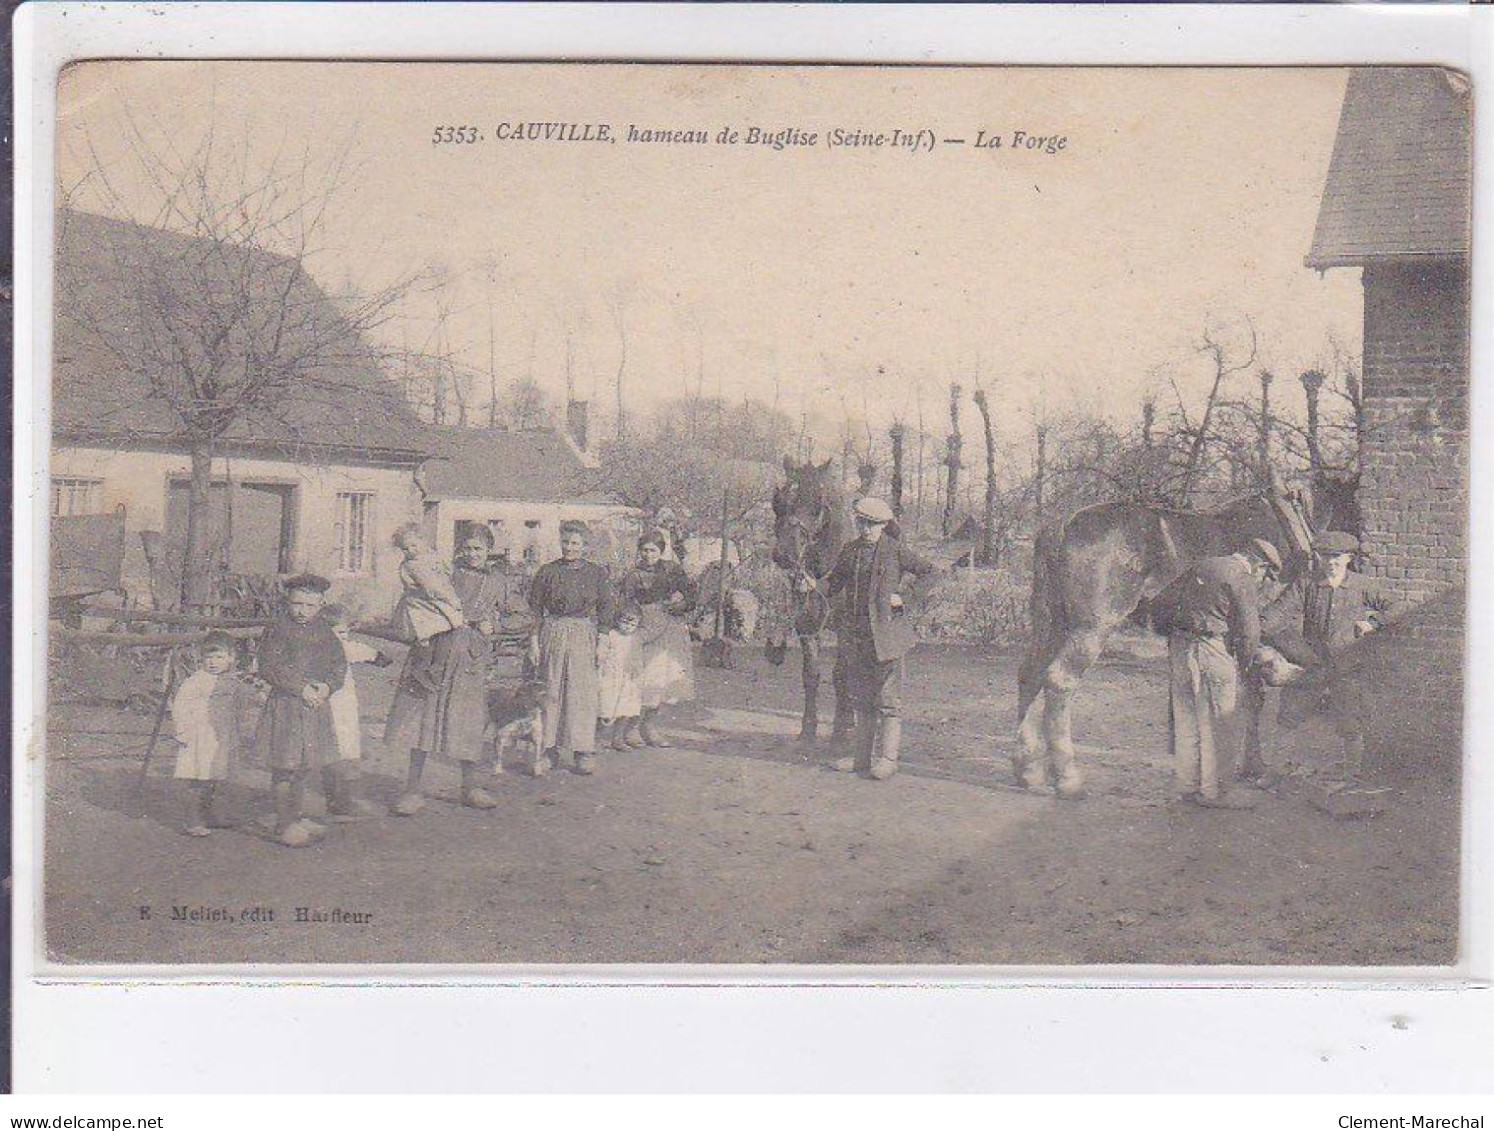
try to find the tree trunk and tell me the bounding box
[1301,368,1325,476]
[972,389,997,565]
[1257,370,1274,486]
[888,423,905,516]
[1034,423,1048,528]
[180,434,218,614]
[942,383,962,537]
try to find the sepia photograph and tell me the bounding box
[38,60,1470,968]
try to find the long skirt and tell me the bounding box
[639,608,695,710]
[538,616,599,754]
[384,626,490,762]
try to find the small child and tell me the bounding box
[392,524,465,693]
[254,573,347,848]
[321,603,392,821]
[597,603,645,751]
[170,631,254,837]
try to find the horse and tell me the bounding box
[1015,484,1326,799]
[770,456,855,744]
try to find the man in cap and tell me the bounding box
[803,496,934,780]
[1247,529,1396,782]
[1150,538,1282,809]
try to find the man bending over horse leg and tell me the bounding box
[804,498,933,780]
[1152,538,1282,810]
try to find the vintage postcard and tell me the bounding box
[39,60,1470,969]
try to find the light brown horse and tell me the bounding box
[1016,490,1318,798]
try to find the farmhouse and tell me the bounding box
[1305,67,1470,762]
[51,209,433,619]
[50,209,631,618]
[419,413,638,569]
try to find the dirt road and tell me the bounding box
[41,637,1459,965]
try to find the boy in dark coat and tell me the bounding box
[254,573,347,847]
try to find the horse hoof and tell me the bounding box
[1055,776,1088,801]
[1014,760,1049,792]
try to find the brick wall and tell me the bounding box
[1353,260,1469,764]
[1359,261,1469,606]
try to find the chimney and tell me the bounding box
[566,399,590,453]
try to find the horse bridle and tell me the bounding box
[779,508,832,637]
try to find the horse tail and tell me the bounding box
[1018,526,1065,726]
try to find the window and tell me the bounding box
[334,492,374,573]
[51,477,103,517]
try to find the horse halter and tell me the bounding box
[776,501,832,636]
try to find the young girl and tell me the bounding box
[618,529,698,747]
[170,631,255,837]
[597,603,645,751]
[321,603,391,821]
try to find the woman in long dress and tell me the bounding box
[386,525,520,813]
[528,519,613,775]
[618,529,698,747]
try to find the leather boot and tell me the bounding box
[832,713,873,773]
[849,715,878,774]
[869,716,901,781]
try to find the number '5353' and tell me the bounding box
[432,126,481,144]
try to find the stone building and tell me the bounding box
[50,210,633,619]
[1305,67,1471,764]
[419,419,638,570]
[51,209,433,619]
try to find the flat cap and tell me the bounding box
[853,497,895,524]
[1313,530,1360,555]
[1247,538,1283,573]
[283,572,332,594]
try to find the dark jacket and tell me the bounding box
[1152,553,1262,664]
[825,535,935,662]
[1261,572,1395,669]
[253,617,347,771]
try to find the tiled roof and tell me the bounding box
[421,424,616,503]
[53,209,432,462]
[1307,68,1472,268]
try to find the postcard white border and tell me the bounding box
[14,2,1494,1091]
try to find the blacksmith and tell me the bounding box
[805,497,933,780]
[1152,538,1282,810]
[1246,530,1395,781]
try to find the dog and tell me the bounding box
[487,680,545,774]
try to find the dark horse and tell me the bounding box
[771,456,856,744]
[1016,483,1331,799]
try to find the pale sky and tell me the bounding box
[57,61,1362,449]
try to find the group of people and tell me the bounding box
[1153,528,1389,811]
[168,519,701,847]
[166,486,1379,844]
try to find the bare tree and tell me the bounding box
[888,421,905,517]
[606,286,633,441]
[1179,316,1258,504]
[60,114,414,610]
[942,383,963,537]
[1257,369,1274,480]
[972,385,998,565]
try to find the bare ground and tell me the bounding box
[41,636,1459,966]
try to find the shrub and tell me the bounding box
[918,564,1031,647]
